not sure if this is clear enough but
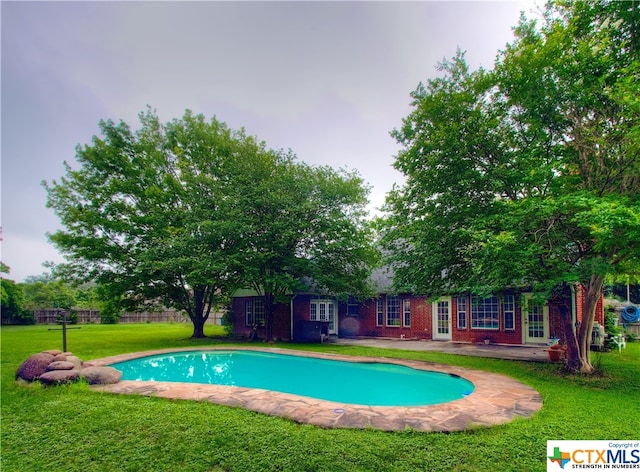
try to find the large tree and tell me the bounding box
[45,110,255,337]
[46,109,377,339]
[383,1,639,373]
[229,149,378,341]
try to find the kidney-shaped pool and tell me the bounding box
[110,349,474,406]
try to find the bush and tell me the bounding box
[99,301,121,324]
[221,307,234,336]
[604,308,620,334]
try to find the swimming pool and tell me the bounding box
[110,350,474,406]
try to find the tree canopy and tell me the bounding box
[382,0,639,373]
[45,109,377,338]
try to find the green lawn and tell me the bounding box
[2,324,639,471]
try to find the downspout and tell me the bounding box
[290,294,297,341]
[571,284,577,333]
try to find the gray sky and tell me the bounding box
[1,1,535,282]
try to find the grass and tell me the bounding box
[2,323,639,472]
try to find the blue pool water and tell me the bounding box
[110,350,475,406]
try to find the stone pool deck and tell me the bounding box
[88,347,542,432]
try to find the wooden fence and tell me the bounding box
[32,309,222,325]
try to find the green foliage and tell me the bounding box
[382,1,640,371]
[1,324,639,471]
[45,108,377,339]
[229,148,379,339]
[0,277,32,324]
[21,279,76,311]
[221,306,234,337]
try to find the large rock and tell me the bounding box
[47,361,76,371]
[39,369,81,385]
[42,350,63,356]
[16,353,55,381]
[80,366,122,385]
[65,356,83,369]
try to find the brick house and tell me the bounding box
[231,269,604,345]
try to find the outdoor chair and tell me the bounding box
[611,333,626,352]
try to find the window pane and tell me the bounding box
[403,299,411,327]
[254,298,265,326]
[471,296,499,329]
[386,296,400,326]
[376,298,384,326]
[503,295,515,330]
[457,296,467,330]
[245,300,253,326]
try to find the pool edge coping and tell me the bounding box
[87,346,543,432]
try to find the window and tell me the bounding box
[471,296,499,330]
[403,299,411,327]
[386,296,400,326]
[245,298,265,326]
[503,295,515,330]
[457,296,467,330]
[253,298,265,326]
[310,302,317,321]
[376,298,384,326]
[245,300,253,326]
[347,295,359,316]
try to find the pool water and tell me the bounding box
[110,350,475,406]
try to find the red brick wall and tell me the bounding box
[232,296,292,341]
[338,295,432,339]
[575,286,604,325]
[232,284,605,345]
[450,294,524,345]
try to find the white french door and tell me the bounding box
[432,297,452,340]
[310,300,337,335]
[523,294,549,344]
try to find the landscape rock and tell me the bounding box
[47,361,76,371]
[39,369,81,385]
[65,356,83,369]
[16,353,55,381]
[16,350,122,387]
[42,350,63,356]
[81,366,122,385]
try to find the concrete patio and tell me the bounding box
[332,337,551,361]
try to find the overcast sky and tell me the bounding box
[1,1,536,282]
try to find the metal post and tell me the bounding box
[47,310,80,352]
[62,311,68,352]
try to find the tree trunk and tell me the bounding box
[559,303,582,372]
[189,286,210,339]
[574,274,605,374]
[263,292,275,342]
[191,315,207,338]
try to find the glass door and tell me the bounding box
[310,300,337,335]
[523,295,548,344]
[432,297,452,340]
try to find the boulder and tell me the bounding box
[42,350,63,356]
[52,354,68,362]
[80,366,122,385]
[39,369,81,385]
[47,361,76,371]
[16,353,55,381]
[65,356,83,369]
